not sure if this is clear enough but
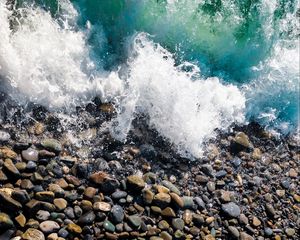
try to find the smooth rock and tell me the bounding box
[221,202,241,218]
[110,205,124,224]
[39,220,60,234]
[127,175,145,192]
[22,228,45,240]
[22,148,39,161]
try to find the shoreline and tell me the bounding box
[0,98,299,239]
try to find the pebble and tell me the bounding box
[103,220,116,232]
[153,193,171,208]
[22,228,45,240]
[22,148,39,161]
[36,210,50,221]
[39,220,60,234]
[67,223,82,234]
[161,207,176,217]
[54,198,68,211]
[161,180,180,195]
[110,205,124,223]
[78,211,95,225]
[0,212,14,230]
[41,139,62,153]
[93,201,111,212]
[228,226,240,238]
[285,228,295,236]
[221,202,241,218]
[172,218,185,230]
[127,215,142,228]
[127,175,146,192]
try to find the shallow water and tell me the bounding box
[0,0,299,157]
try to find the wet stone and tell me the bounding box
[0,192,22,211]
[228,226,240,238]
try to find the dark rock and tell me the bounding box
[110,205,124,224]
[78,211,95,225]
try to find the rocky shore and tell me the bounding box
[0,94,299,240]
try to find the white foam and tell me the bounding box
[0,0,115,108]
[113,33,245,158]
[0,2,246,158]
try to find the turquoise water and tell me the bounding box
[0,0,299,156]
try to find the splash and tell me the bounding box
[0,0,299,157]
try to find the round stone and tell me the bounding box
[22,148,39,161]
[78,211,95,225]
[54,198,68,211]
[39,220,60,234]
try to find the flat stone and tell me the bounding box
[22,148,39,161]
[39,220,60,234]
[35,191,55,202]
[252,216,261,227]
[89,171,120,193]
[22,228,45,240]
[182,196,194,209]
[67,223,82,234]
[54,198,68,211]
[111,190,127,200]
[127,175,146,192]
[93,201,111,212]
[222,202,241,218]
